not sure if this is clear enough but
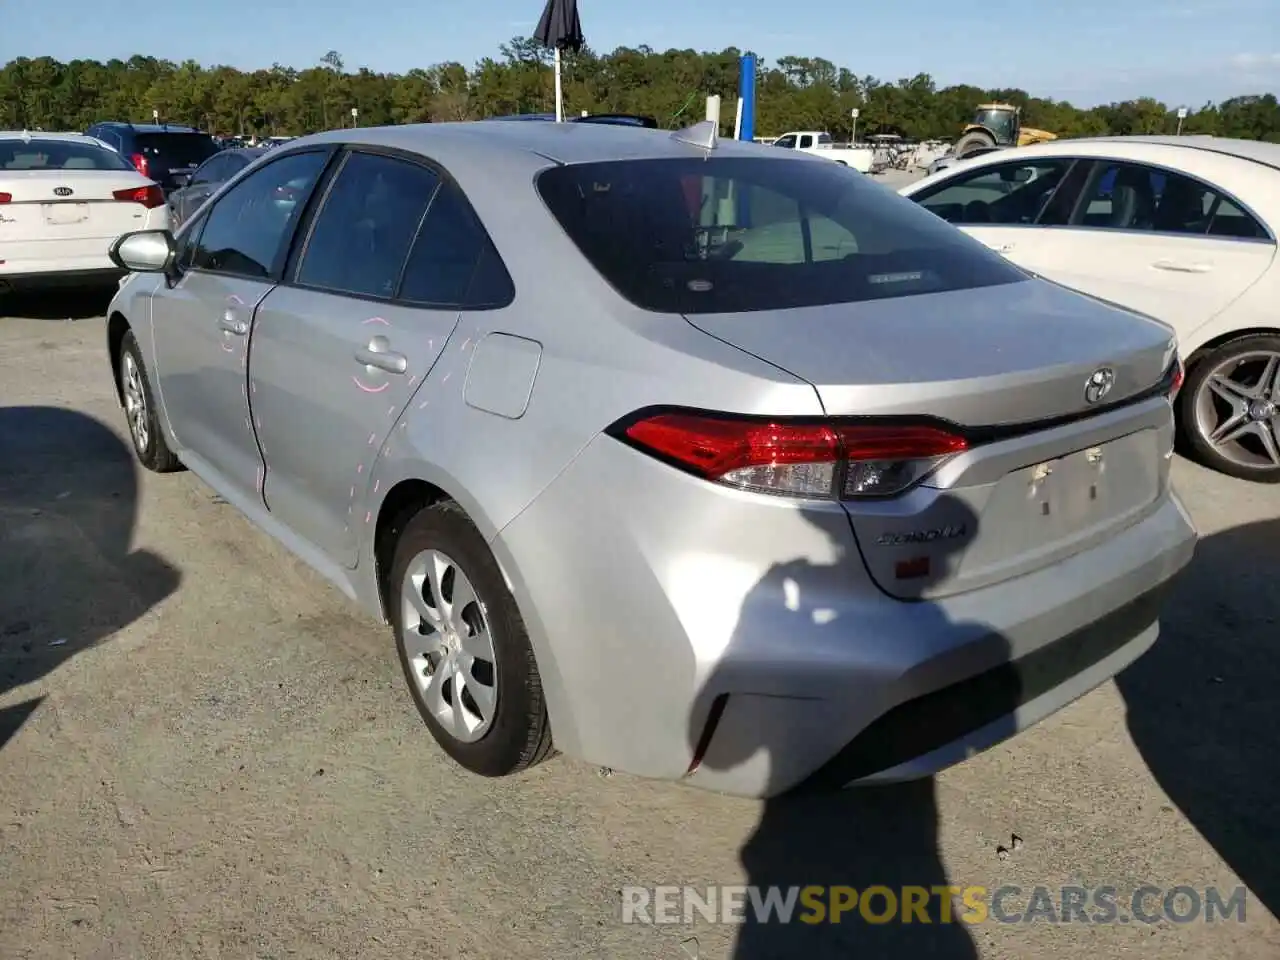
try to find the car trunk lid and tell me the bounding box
[683,278,1180,600]
[0,171,159,248]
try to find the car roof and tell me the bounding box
[294,119,793,167]
[0,131,105,142]
[987,135,1280,175]
[91,122,206,134]
[1061,135,1280,171]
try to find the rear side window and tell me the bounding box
[399,181,515,308]
[537,157,1025,314]
[133,133,220,168]
[1207,196,1267,240]
[296,152,440,299]
[0,139,134,171]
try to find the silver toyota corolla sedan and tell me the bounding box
[103,120,1197,798]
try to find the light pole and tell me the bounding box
[1176,106,1188,136]
[850,107,859,145]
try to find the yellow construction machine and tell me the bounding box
[953,103,1057,159]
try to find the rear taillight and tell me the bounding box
[129,153,150,178]
[0,193,10,203]
[615,411,968,500]
[113,184,165,209]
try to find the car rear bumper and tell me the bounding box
[0,265,124,291]
[492,434,1197,799]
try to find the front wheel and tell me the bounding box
[1180,333,1280,482]
[119,330,182,473]
[390,501,554,776]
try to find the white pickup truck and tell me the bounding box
[769,131,875,173]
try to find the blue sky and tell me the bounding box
[3,0,1277,107]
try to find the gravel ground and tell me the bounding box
[1,297,1278,960]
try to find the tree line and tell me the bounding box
[2,42,1278,144]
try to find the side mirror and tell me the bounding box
[109,229,176,273]
[999,166,1034,184]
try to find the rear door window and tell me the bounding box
[1077,161,1267,239]
[536,156,1025,314]
[295,151,440,299]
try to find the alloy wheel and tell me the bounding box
[1192,349,1280,469]
[400,549,498,743]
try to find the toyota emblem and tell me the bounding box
[53,186,73,197]
[1085,367,1116,404]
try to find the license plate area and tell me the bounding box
[1019,432,1159,528]
[42,203,89,225]
[962,429,1161,573]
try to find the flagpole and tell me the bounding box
[554,47,564,122]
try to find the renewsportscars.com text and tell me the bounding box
[621,884,1249,925]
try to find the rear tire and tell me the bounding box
[118,330,182,473]
[390,500,554,777]
[954,131,997,159]
[1179,333,1280,483]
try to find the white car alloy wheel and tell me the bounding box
[1189,347,1280,476]
[401,548,499,743]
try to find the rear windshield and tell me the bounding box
[0,139,135,171]
[133,132,220,167]
[536,157,1026,314]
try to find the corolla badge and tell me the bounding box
[1084,367,1115,404]
[876,524,968,547]
[53,186,74,197]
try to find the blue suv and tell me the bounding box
[82,122,222,196]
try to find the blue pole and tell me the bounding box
[738,54,756,141]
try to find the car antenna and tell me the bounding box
[670,119,718,155]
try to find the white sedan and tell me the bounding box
[0,131,170,296]
[901,136,1280,483]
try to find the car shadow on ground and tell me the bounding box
[0,406,180,749]
[0,286,116,321]
[1116,516,1280,918]
[689,501,1015,958]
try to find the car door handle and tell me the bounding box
[355,343,408,375]
[219,312,249,335]
[1152,259,1212,274]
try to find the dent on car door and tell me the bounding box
[1018,161,1276,339]
[249,151,500,566]
[911,157,1082,263]
[149,148,331,502]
